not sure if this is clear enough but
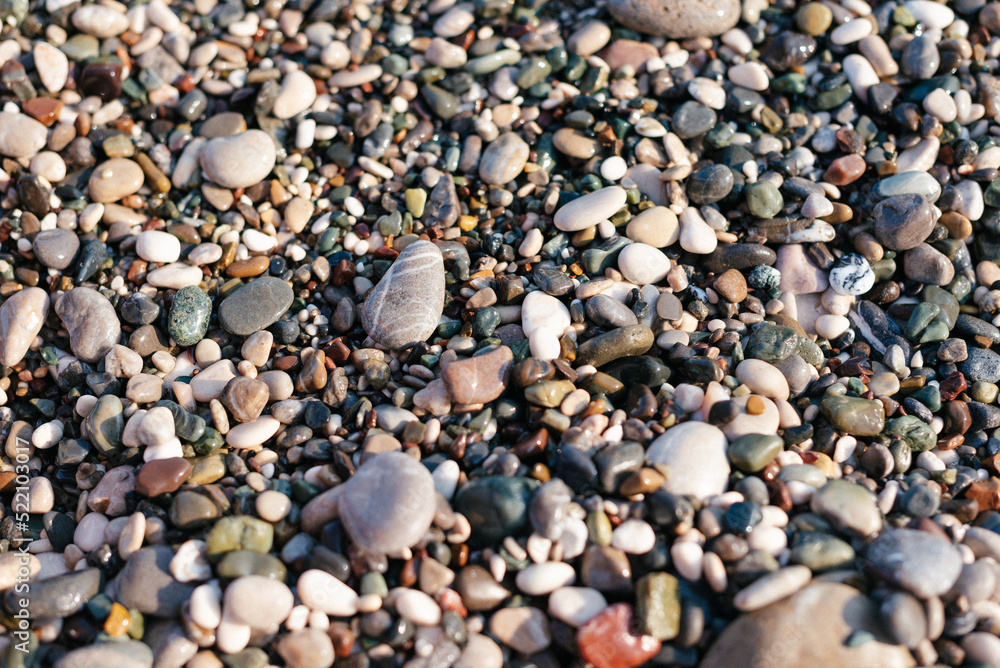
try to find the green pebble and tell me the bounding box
[216,550,287,581]
[636,573,681,641]
[168,286,213,347]
[745,181,783,218]
[906,302,940,338]
[884,415,937,452]
[728,434,784,473]
[205,516,274,558]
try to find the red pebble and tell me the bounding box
[577,603,661,668]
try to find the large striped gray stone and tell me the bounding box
[361,240,445,349]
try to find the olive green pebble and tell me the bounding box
[745,181,784,219]
[796,2,833,35]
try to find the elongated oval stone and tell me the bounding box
[55,287,121,363]
[361,240,445,349]
[168,286,212,346]
[554,186,627,232]
[479,132,529,185]
[218,277,294,336]
[0,286,49,366]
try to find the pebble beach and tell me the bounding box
[2,0,1000,665]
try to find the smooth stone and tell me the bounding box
[442,345,512,404]
[453,476,538,547]
[190,360,237,402]
[6,568,100,618]
[55,287,121,363]
[219,277,294,336]
[820,396,885,436]
[516,562,576,595]
[873,194,936,250]
[0,112,47,158]
[489,606,551,654]
[0,286,49,365]
[146,263,204,289]
[71,4,128,36]
[701,583,916,668]
[200,130,277,189]
[864,528,962,598]
[521,290,571,337]
[728,434,784,472]
[222,376,270,423]
[272,70,317,120]
[554,186,627,232]
[873,171,942,201]
[224,576,294,627]
[136,230,181,264]
[625,206,679,248]
[302,451,436,554]
[811,479,882,538]
[646,421,729,499]
[32,228,79,269]
[479,132,529,185]
[585,294,638,328]
[828,253,875,296]
[168,286,212,347]
[360,241,445,349]
[576,325,654,367]
[617,243,670,285]
[88,158,144,203]
[735,359,790,401]
[577,602,661,668]
[111,546,195,616]
[277,629,335,668]
[225,416,280,448]
[607,0,740,38]
[962,347,1000,383]
[54,641,153,668]
[136,457,191,496]
[548,586,607,627]
[903,244,955,286]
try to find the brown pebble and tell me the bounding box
[823,155,866,186]
[135,458,193,496]
[746,395,766,415]
[227,256,270,277]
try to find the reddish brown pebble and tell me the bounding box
[441,345,513,404]
[823,154,866,186]
[966,478,1000,511]
[577,603,661,668]
[135,457,193,496]
[713,269,748,303]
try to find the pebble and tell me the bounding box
[479,133,529,185]
[0,286,49,366]
[55,287,121,363]
[828,253,875,296]
[607,0,740,38]
[646,421,729,499]
[0,113,47,158]
[200,130,277,189]
[873,193,936,250]
[71,5,128,37]
[272,70,317,120]
[304,451,436,553]
[617,243,670,285]
[297,568,360,616]
[168,286,213,347]
[554,186,627,232]
[442,345,512,404]
[219,277,294,336]
[577,603,661,668]
[361,240,445,349]
[521,290,571,337]
[864,528,963,598]
[625,206,679,248]
[489,606,551,654]
[89,158,145,203]
[136,230,181,264]
[810,479,882,538]
[548,586,607,627]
